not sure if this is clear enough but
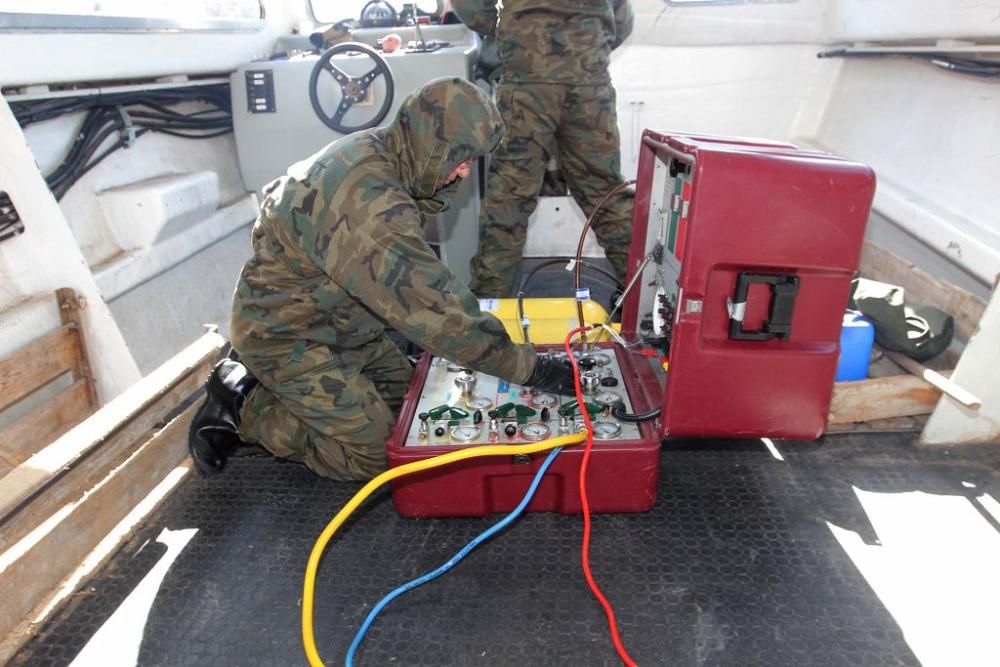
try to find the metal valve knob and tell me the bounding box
[581,370,600,395]
[454,371,477,398]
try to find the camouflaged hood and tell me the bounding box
[385,77,504,202]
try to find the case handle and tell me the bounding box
[727,273,800,341]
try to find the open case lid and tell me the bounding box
[620,130,876,440]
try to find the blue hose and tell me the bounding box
[345,446,563,666]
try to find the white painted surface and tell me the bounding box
[610,44,840,178]
[31,126,252,271]
[921,284,1000,446]
[69,526,197,667]
[98,171,221,252]
[0,1,300,87]
[0,97,140,403]
[628,0,827,46]
[524,197,604,258]
[829,487,1000,667]
[826,0,1000,42]
[809,58,1000,287]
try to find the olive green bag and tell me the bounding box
[849,278,954,361]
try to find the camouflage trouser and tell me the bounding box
[468,81,635,297]
[237,334,413,481]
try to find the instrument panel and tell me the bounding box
[402,350,642,447]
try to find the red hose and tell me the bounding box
[564,326,639,667]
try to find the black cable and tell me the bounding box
[513,258,625,345]
[11,83,233,201]
[817,49,1000,78]
[611,404,662,423]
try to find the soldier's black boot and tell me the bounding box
[188,357,259,475]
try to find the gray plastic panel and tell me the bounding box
[230,26,482,282]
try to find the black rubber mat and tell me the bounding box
[11,433,1000,666]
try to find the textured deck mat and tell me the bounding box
[11,433,1000,666]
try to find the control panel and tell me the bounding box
[402,350,642,447]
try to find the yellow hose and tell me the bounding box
[302,430,588,667]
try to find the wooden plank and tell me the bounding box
[0,380,93,469]
[828,375,944,425]
[884,350,981,409]
[825,415,927,435]
[56,288,99,410]
[860,240,987,343]
[0,325,80,413]
[921,283,1000,446]
[0,331,224,551]
[0,402,196,654]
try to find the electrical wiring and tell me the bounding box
[10,83,233,201]
[817,48,1000,78]
[515,258,624,343]
[301,430,588,667]
[345,446,564,666]
[572,180,637,341]
[564,326,638,667]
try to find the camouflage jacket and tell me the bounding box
[452,0,633,84]
[230,78,537,384]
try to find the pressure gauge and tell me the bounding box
[519,423,551,441]
[466,396,493,411]
[529,392,558,409]
[592,420,622,440]
[594,390,623,408]
[450,425,482,442]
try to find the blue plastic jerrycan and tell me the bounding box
[835,311,875,382]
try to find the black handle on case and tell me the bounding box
[728,272,800,341]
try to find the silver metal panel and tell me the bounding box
[403,353,641,447]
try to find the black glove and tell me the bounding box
[523,355,577,395]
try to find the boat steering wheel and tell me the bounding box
[308,42,395,133]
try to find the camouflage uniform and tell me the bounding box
[454,0,636,297]
[229,78,537,481]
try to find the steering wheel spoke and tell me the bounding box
[309,42,396,134]
[323,62,350,85]
[359,66,383,86]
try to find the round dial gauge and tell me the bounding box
[592,420,622,440]
[519,422,551,441]
[466,396,493,410]
[594,390,623,407]
[450,425,482,442]
[529,392,558,408]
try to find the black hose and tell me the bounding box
[513,258,624,345]
[611,404,662,423]
[11,83,233,200]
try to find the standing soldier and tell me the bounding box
[455,0,636,297]
[188,78,575,481]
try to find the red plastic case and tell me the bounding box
[622,131,876,440]
[385,344,662,518]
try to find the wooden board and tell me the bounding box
[828,374,944,425]
[0,380,92,474]
[0,331,224,551]
[860,240,987,343]
[0,402,196,657]
[0,325,80,413]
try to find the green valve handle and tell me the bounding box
[428,404,470,420]
[558,399,603,417]
[495,402,536,418]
